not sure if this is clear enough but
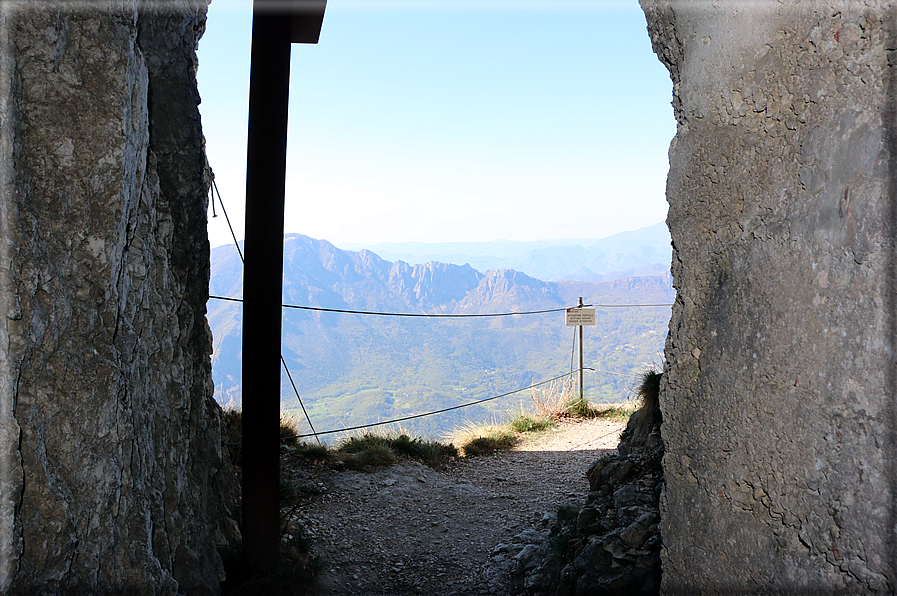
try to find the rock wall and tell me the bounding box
[0,1,235,593]
[641,0,897,592]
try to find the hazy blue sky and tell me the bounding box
[197,0,676,249]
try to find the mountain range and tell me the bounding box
[208,229,674,440]
[340,222,671,282]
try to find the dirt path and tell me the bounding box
[292,418,626,596]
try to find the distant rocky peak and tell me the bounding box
[386,260,484,309]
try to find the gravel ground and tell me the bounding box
[288,418,626,596]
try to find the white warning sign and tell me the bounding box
[565,308,596,326]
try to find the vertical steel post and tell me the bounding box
[241,2,293,570]
[578,297,584,403]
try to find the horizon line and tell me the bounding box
[210,221,669,250]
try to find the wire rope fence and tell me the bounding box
[208,175,673,445]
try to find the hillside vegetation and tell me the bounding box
[208,233,673,439]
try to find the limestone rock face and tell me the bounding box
[641,0,897,592]
[0,1,235,593]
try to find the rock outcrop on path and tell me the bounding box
[506,399,663,595]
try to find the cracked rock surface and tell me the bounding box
[0,3,236,593]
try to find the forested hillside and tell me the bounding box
[208,234,673,439]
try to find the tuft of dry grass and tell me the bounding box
[280,408,304,446]
[529,376,577,417]
[528,375,635,422]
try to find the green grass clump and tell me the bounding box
[414,440,459,467]
[508,411,556,433]
[527,374,636,422]
[564,397,636,421]
[463,434,517,456]
[340,444,397,470]
[448,423,517,456]
[547,527,577,560]
[334,432,458,471]
[289,441,333,462]
[379,433,459,466]
[556,503,581,521]
[595,404,634,421]
[338,433,391,454]
[279,476,321,502]
[386,433,419,457]
[449,393,636,458]
[566,397,602,418]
